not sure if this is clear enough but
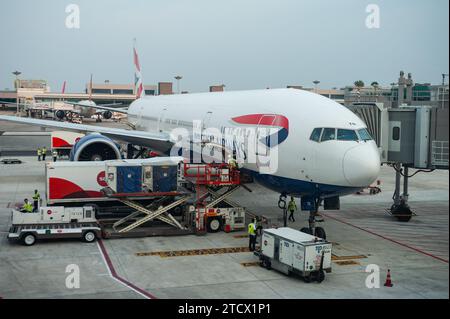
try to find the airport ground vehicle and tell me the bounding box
[50,131,84,157]
[190,206,246,233]
[7,206,101,246]
[256,227,332,283]
[43,159,245,237]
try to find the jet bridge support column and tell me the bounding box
[389,163,414,222]
[403,166,409,202]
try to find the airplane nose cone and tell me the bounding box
[343,143,381,187]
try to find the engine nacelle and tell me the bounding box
[102,110,112,120]
[55,110,65,120]
[69,134,122,161]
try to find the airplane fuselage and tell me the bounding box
[125,88,381,198]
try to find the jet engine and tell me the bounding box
[55,110,66,120]
[102,110,113,120]
[69,134,122,161]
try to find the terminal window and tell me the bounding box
[113,89,133,95]
[392,127,400,141]
[92,89,111,94]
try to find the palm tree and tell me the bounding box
[371,81,379,99]
[354,80,365,88]
[354,80,365,101]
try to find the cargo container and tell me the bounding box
[51,131,85,157]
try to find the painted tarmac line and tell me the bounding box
[322,213,449,264]
[96,239,157,299]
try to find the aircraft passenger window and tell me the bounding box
[310,128,322,142]
[321,128,336,142]
[337,129,358,141]
[358,128,373,141]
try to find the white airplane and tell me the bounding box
[0,44,380,238]
[60,76,124,122]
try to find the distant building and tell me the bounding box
[209,85,225,92]
[87,83,157,96]
[158,82,173,95]
[343,79,448,109]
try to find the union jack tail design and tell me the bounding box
[134,39,145,99]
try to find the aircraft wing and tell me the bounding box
[65,102,129,114]
[0,115,173,152]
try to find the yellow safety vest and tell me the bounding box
[33,193,40,201]
[22,203,33,212]
[288,200,297,211]
[37,149,41,155]
[248,223,256,235]
[42,148,47,154]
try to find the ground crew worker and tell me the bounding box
[32,189,40,212]
[248,219,257,251]
[227,155,237,169]
[288,197,297,222]
[42,146,47,161]
[21,199,33,213]
[52,150,58,162]
[37,147,42,161]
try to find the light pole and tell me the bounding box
[313,80,320,93]
[174,76,182,94]
[12,71,21,114]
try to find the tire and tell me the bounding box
[83,230,97,243]
[206,216,222,233]
[22,233,36,246]
[392,204,413,222]
[314,227,327,240]
[316,270,325,283]
[303,274,312,283]
[300,227,312,235]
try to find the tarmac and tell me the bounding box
[0,119,448,299]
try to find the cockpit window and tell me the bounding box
[310,128,322,142]
[337,129,359,141]
[321,128,336,142]
[358,128,373,141]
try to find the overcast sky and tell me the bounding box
[0,0,448,93]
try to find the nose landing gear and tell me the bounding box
[278,195,327,240]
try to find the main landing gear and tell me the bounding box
[300,209,327,240]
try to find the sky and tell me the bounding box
[0,0,448,93]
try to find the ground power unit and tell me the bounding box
[256,227,332,282]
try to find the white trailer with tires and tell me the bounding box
[7,206,101,246]
[257,227,332,283]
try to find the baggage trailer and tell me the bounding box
[7,206,101,246]
[256,227,332,283]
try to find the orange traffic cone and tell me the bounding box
[384,269,393,287]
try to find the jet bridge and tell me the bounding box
[348,103,449,221]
